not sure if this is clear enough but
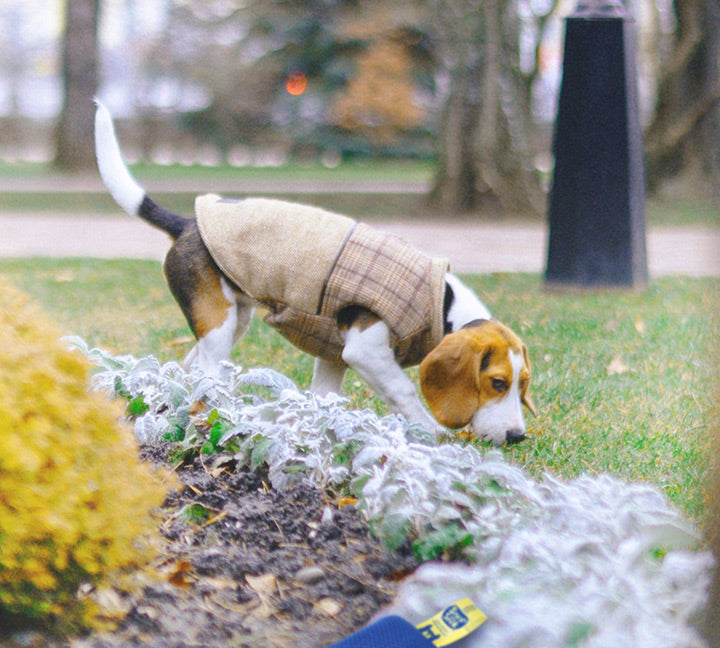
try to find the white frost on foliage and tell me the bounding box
[389,477,712,648]
[68,339,713,648]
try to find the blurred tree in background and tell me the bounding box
[134,0,431,158]
[44,0,719,208]
[143,0,341,156]
[329,22,427,145]
[54,0,100,171]
[426,0,557,214]
[644,0,719,196]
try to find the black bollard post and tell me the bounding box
[545,0,648,288]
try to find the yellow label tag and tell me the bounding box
[415,598,487,646]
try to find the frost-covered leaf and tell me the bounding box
[235,367,299,395]
[74,341,712,647]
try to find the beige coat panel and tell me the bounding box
[196,195,448,366]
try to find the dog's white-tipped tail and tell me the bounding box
[94,99,145,216]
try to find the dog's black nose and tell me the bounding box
[505,429,527,445]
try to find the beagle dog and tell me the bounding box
[94,102,536,445]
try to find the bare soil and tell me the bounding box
[1,448,418,648]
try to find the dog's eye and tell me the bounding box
[491,378,507,393]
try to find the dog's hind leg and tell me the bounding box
[164,230,247,376]
[182,276,239,376]
[233,294,255,345]
[182,295,253,377]
[311,358,347,396]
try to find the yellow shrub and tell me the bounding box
[0,279,175,631]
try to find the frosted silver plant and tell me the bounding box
[388,475,712,648]
[68,340,713,648]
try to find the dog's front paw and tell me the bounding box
[406,411,447,439]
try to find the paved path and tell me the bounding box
[0,212,718,277]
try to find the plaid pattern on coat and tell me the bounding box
[265,223,449,367]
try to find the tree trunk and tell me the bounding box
[473,0,503,206]
[54,0,100,171]
[428,0,547,216]
[430,71,480,212]
[477,0,545,215]
[644,0,720,198]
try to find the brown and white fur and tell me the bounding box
[94,102,536,445]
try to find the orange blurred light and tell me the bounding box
[285,71,307,96]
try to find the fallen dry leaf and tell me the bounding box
[168,335,195,347]
[603,319,620,333]
[202,576,238,590]
[94,587,132,618]
[606,354,630,376]
[246,573,278,596]
[189,400,207,415]
[54,270,75,283]
[454,430,476,442]
[168,560,193,588]
[315,597,343,617]
[246,573,279,617]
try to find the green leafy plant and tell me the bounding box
[182,504,213,525]
[412,523,474,562]
[70,339,713,646]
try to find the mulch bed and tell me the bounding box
[1,448,418,648]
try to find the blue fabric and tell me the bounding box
[327,615,434,648]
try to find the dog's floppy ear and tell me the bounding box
[419,330,484,429]
[520,343,538,416]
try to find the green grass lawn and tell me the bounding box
[1,258,716,522]
[0,159,437,217]
[1,160,718,225]
[0,159,436,184]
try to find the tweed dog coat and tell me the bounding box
[196,195,449,366]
